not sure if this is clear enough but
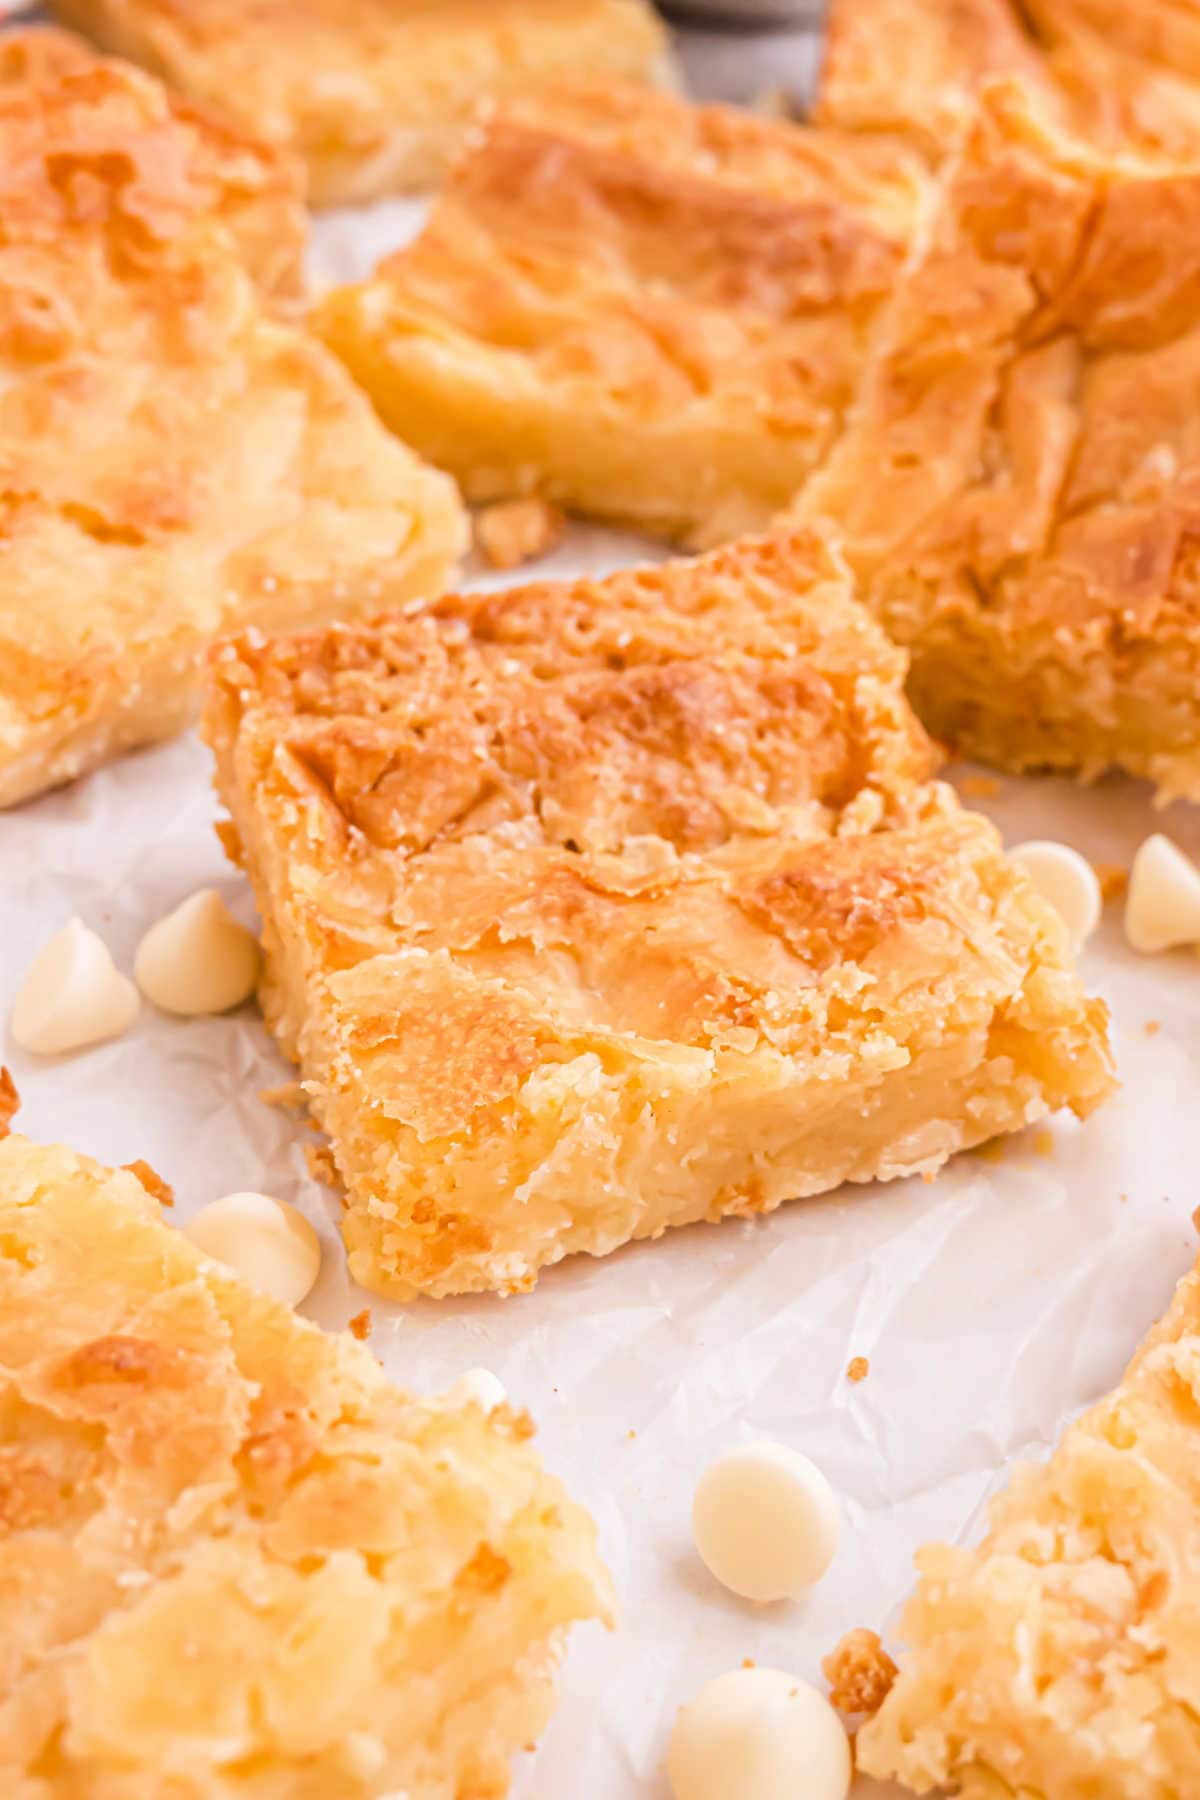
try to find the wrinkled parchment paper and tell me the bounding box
[4,19,1200,1797]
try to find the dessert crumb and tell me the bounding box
[305,1143,339,1188]
[348,1308,371,1341]
[0,1067,17,1137]
[627,1428,637,1440]
[847,1356,870,1384]
[959,773,1001,800]
[122,1159,175,1208]
[823,1628,898,1715]
[260,1080,307,1112]
[213,817,243,866]
[1094,860,1129,903]
[475,498,566,571]
[742,1657,756,1669]
[1145,1019,1161,1037]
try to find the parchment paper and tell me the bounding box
[4,20,1200,1797]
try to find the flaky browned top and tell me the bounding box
[49,0,669,166]
[0,1134,611,1792]
[340,80,927,434]
[816,0,1200,163]
[797,82,1200,647]
[0,27,304,297]
[212,532,936,865]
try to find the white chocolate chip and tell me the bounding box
[10,918,139,1055]
[1010,840,1101,952]
[185,1192,320,1307]
[135,889,260,1016]
[444,1367,508,1412]
[692,1442,839,1602]
[668,1668,851,1800]
[1125,833,1200,953]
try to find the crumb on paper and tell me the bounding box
[1033,1127,1054,1156]
[305,1142,339,1188]
[1094,860,1129,903]
[742,1657,757,1670]
[1146,1019,1161,1037]
[1192,1203,1200,1236]
[959,773,1001,800]
[973,1137,1006,1163]
[475,498,566,571]
[847,1356,869,1384]
[1121,1192,1130,1204]
[823,1629,898,1715]
[627,1428,637,1441]
[260,1080,307,1112]
[0,1067,17,1137]
[122,1158,174,1208]
[348,1308,371,1341]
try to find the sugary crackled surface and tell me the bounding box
[0,25,307,302]
[814,0,1200,163]
[48,0,673,207]
[794,83,1200,803]
[204,531,1113,1301]
[313,80,930,546]
[0,1126,612,1800]
[843,1249,1200,1799]
[0,34,465,810]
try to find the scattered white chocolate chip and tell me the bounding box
[668,1668,851,1800]
[185,1192,320,1307]
[134,888,260,1016]
[692,1441,839,1602]
[1125,833,1200,953]
[445,1367,508,1412]
[1010,839,1101,951]
[10,918,139,1055]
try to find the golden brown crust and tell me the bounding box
[0,1070,17,1139]
[794,83,1200,800]
[49,0,673,207]
[475,498,567,571]
[853,1248,1200,1797]
[0,26,307,302]
[0,38,465,808]
[314,81,931,546]
[0,1132,612,1798]
[823,1627,897,1715]
[815,0,1200,164]
[203,530,1114,1301]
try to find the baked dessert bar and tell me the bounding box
[814,0,1200,164]
[793,82,1200,802]
[835,1247,1200,1798]
[204,531,1114,1302]
[0,26,307,305]
[0,1119,611,1797]
[313,81,930,547]
[0,46,464,808]
[47,0,674,209]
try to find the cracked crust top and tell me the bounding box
[815,0,1200,163]
[0,26,464,807]
[313,80,930,543]
[48,0,673,207]
[0,25,306,302]
[0,1131,612,1798]
[794,82,1200,799]
[849,1249,1200,1798]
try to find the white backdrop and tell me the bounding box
[4,17,1200,1797]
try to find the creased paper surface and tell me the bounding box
[3,35,1200,1798]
